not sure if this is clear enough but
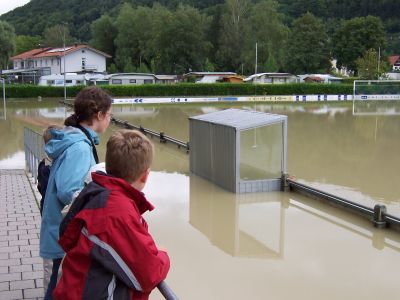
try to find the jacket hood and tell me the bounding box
[92,172,155,214]
[45,126,97,160]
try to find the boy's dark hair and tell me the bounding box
[64,86,112,127]
[106,130,154,183]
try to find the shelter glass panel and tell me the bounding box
[239,123,283,180]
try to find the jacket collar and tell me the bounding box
[92,172,154,214]
[81,126,99,145]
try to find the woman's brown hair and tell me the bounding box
[64,86,112,127]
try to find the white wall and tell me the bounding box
[63,48,107,73]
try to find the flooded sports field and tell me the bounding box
[1,98,400,299]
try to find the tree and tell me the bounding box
[114,4,162,72]
[332,16,386,72]
[356,48,389,79]
[216,0,251,72]
[285,12,331,74]
[90,15,117,60]
[0,21,16,69]
[265,53,279,72]
[15,35,42,54]
[155,5,211,73]
[43,25,74,47]
[245,0,289,73]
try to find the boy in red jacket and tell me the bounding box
[53,129,170,300]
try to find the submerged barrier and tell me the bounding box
[284,177,400,231]
[60,100,189,152]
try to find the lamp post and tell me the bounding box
[1,78,6,120]
[63,26,66,101]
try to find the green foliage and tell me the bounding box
[356,49,390,79]
[4,85,82,98]
[4,83,352,98]
[0,21,16,69]
[107,63,118,74]
[0,0,123,41]
[2,0,399,75]
[265,53,279,72]
[332,16,386,72]
[245,0,289,73]
[43,25,74,47]
[285,13,331,74]
[90,15,117,61]
[15,35,42,54]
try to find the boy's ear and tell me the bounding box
[140,168,150,184]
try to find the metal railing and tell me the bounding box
[285,177,400,231]
[24,127,45,182]
[59,100,190,152]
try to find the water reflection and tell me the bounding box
[189,173,400,258]
[189,175,286,258]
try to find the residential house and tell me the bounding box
[4,44,111,84]
[244,73,297,84]
[388,55,400,71]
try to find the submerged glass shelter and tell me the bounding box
[189,109,287,193]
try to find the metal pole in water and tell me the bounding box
[63,25,67,101]
[2,78,6,120]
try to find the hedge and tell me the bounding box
[4,83,353,98]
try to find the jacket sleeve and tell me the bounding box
[102,214,170,293]
[55,143,93,205]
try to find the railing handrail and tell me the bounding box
[24,127,45,182]
[59,99,190,152]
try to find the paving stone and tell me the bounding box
[0,281,9,291]
[9,240,29,247]
[9,279,35,290]
[9,265,32,273]
[0,170,43,299]
[0,246,19,253]
[22,271,42,281]
[21,257,42,265]
[0,289,23,299]
[0,259,20,267]
[0,273,21,282]
[34,278,43,288]
[32,264,43,272]
[19,245,38,252]
[23,288,44,298]
[10,251,32,259]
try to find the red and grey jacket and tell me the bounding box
[53,172,170,300]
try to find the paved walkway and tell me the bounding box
[0,169,44,299]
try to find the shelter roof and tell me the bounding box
[189,108,287,130]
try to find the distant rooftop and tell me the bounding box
[10,44,111,60]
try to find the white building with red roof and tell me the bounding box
[10,44,111,75]
[388,55,400,71]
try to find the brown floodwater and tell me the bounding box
[1,98,400,300]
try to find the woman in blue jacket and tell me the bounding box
[40,86,112,300]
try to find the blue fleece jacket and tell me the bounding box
[40,126,99,259]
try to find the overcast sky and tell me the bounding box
[0,0,30,16]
